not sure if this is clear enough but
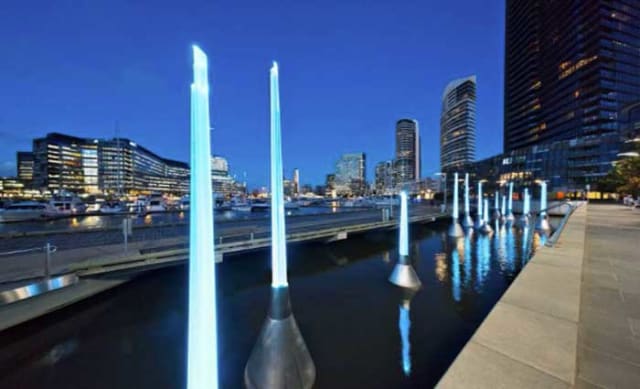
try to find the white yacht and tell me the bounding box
[100,200,127,214]
[230,197,251,212]
[50,195,87,215]
[0,202,58,222]
[146,194,166,213]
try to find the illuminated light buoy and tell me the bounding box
[187,45,218,389]
[506,182,515,222]
[389,191,422,289]
[474,181,484,230]
[462,173,473,228]
[244,62,315,389]
[536,181,550,233]
[448,172,463,237]
[481,199,493,234]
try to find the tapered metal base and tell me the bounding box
[518,215,530,228]
[506,212,515,222]
[474,217,484,230]
[389,255,422,290]
[245,287,316,389]
[493,210,501,220]
[448,221,464,238]
[481,223,493,234]
[462,214,474,228]
[536,215,551,232]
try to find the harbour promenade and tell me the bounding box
[438,203,640,388]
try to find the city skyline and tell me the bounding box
[0,0,505,189]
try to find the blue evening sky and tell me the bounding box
[0,0,505,189]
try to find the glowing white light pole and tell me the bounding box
[187,45,218,389]
[244,62,315,389]
[448,173,463,237]
[493,191,501,219]
[501,194,507,224]
[482,198,493,234]
[474,181,485,229]
[462,173,473,228]
[536,180,550,232]
[506,182,515,222]
[389,191,422,289]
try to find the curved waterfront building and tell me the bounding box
[395,119,420,185]
[440,76,476,171]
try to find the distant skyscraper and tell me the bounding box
[504,0,640,186]
[375,160,395,194]
[395,119,420,185]
[335,153,366,196]
[440,76,476,171]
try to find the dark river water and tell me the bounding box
[0,220,549,388]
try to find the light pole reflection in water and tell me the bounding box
[505,224,516,273]
[463,234,472,288]
[451,244,462,302]
[397,289,417,377]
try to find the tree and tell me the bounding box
[601,142,640,197]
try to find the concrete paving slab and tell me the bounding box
[473,302,577,383]
[501,262,580,322]
[438,341,569,389]
[577,345,640,389]
[533,250,583,270]
[579,326,640,366]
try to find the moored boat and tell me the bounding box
[0,201,58,223]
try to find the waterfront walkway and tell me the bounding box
[439,203,640,389]
[576,204,640,388]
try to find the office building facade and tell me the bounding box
[504,0,640,187]
[440,76,476,171]
[16,151,34,188]
[335,153,367,196]
[374,160,395,194]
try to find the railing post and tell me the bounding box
[44,242,51,279]
[122,218,132,252]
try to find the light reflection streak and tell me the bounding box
[463,234,472,288]
[451,246,461,302]
[399,301,411,376]
[435,252,447,282]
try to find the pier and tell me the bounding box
[0,204,446,331]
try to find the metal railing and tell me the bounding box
[544,201,581,247]
[0,243,57,279]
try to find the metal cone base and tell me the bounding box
[244,287,316,389]
[389,256,422,290]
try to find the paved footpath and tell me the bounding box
[438,203,640,389]
[576,204,640,388]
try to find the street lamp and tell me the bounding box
[435,172,447,213]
